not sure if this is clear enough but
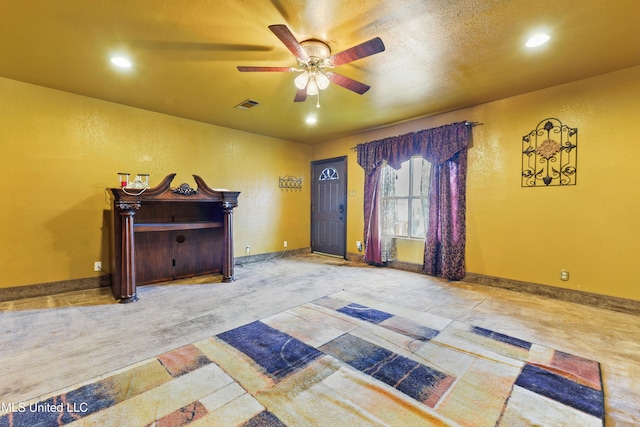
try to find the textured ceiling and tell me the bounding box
[1,0,639,144]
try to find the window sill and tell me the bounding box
[390,236,425,242]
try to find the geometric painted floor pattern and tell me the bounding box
[0,291,604,426]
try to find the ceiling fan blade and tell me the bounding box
[293,89,308,102]
[269,24,309,59]
[133,40,272,52]
[237,66,297,72]
[331,37,385,67]
[327,72,371,94]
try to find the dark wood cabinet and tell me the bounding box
[109,174,240,303]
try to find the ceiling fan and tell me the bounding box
[237,25,385,107]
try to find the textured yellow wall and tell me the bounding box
[465,66,640,301]
[0,77,311,289]
[3,64,639,302]
[312,65,640,302]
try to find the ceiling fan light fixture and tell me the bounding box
[307,78,319,96]
[294,72,310,89]
[315,71,330,90]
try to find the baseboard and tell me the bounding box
[346,252,365,263]
[234,247,311,266]
[1,249,313,303]
[6,255,637,316]
[0,275,112,302]
[349,257,640,316]
[345,254,422,273]
[463,272,640,316]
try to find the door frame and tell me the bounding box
[311,156,348,258]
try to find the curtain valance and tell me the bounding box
[356,122,470,173]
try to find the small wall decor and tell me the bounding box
[279,175,302,191]
[522,118,578,187]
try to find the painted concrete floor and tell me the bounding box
[1,254,639,425]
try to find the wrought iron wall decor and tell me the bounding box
[279,175,303,191]
[522,118,578,187]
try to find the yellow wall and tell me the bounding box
[3,64,640,303]
[0,77,311,289]
[312,65,640,302]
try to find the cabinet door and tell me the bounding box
[135,231,173,285]
[172,228,223,278]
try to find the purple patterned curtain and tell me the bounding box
[357,122,470,279]
[357,133,414,264]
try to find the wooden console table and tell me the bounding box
[109,174,240,303]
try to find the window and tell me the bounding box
[319,167,339,181]
[380,157,431,239]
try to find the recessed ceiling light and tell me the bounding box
[525,34,550,48]
[110,56,132,68]
[305,116,317,125]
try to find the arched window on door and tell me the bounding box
[319,167,339,181]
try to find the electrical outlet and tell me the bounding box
[245,245,250,254]
[284,240,288,248]
[356,241,363,252]
[94,261,102,272]
[560,270,569,281]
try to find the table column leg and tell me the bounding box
[222,201,235,282]
[118,204,139,303]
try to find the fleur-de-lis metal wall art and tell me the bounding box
[522,118,578,187]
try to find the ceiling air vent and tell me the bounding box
[235,99,260,110]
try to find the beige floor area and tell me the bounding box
[1,253,639,425]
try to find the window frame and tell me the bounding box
[382,156,430,240]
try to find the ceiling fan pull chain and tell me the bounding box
[316,90,321,108]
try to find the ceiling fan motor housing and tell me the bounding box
[299,40,332,69]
